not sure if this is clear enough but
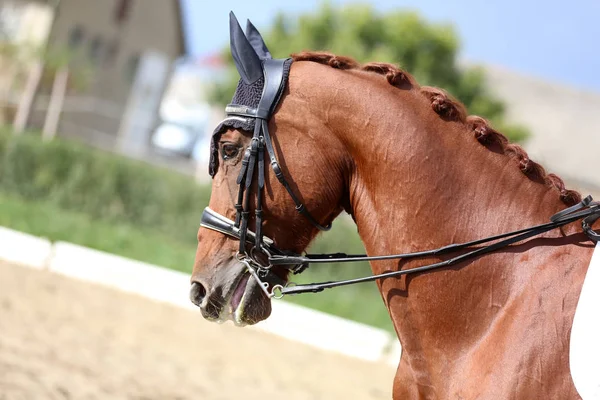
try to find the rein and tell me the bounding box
[201,198,600,298]
[204,51,600,300]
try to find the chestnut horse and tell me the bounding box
[191,16,598,399]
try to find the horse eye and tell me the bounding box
[221,143,240,160]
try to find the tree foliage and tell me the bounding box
[210,3,528,141]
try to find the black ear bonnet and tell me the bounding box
[209,13,292,177]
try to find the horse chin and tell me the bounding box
[223,268,288,327]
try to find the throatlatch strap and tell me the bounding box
[261,120,332,231]
[255,132,265,250]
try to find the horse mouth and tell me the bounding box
[230,273,251,314]
[212,268,286,327]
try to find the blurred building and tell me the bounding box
[151,53,227,181]
[484,65,600,196]
[3,1,599,190]
[0,1,54,124]
[0,1,53,46]
[2,0,188,163]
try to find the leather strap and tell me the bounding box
[226,57,331,239]
[583,214,600,242]
[261,120,332,231]
[200,207,275,248]
[225,105,259,118]
[551,195,593,222]
[257,59,286,118]
[280,199,600,295]
[201,195,600,295]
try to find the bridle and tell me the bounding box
[202,57,332,298]
[200,55,600,300]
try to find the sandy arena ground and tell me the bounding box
[0,261,395,399]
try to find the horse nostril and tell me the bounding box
[190,281,207,307]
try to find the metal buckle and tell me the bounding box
[582,212,600,242]
[236,253,283,299]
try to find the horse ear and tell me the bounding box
[245,19,272,60]
[229,11,262,84]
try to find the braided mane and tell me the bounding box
[292,51,581,206]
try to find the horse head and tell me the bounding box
[190,12,347,326]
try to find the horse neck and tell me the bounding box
[328,84,569,247]
[320,69,580,355]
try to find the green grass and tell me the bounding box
[0,193,196,274]
[285,270,394,331]
[0,193,394,331]
[285,218,394,331]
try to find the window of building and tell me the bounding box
[89,36,103,63]
[104,39,119,66]
[124,53,140,82]
[0,3,24,41]
[68,25,84,49]
[114,0,133,24]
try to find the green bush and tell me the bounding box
[0,128,7,181]
[0,129,210,245]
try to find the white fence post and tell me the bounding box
[42,66,69,140]
[13,61,43,134]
